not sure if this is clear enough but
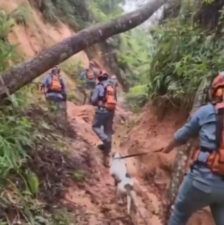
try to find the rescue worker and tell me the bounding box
[162,71,224,225]
[91,71,117,165]
[41,66,67,120]
[110,75,118,88]
[80,63,100,104]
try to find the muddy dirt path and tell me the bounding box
[63,102,133,225]
[63,101,164,225]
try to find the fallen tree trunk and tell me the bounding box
[0,0,164,99]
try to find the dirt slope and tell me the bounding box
[64,103,136,225]
[1,0,89,64]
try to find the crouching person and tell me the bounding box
[91,71,117,166]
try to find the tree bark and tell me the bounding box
[0,0,164,99]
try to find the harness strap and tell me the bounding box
[216,107,224,149]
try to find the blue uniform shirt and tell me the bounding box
[175,103,224,188]
[91,80,109,105]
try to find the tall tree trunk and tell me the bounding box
[0,0,164,100]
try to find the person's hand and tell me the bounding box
[161,145,173,154]
[160,139,178,154]
[153,148,163,153]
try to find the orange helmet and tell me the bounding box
[212,72,224,90]
[211,72,224,99]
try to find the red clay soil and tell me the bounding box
[65,102,169,225]
[65,102,138,225]
[64,100,217,225]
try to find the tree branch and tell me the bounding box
[0,0,164,99]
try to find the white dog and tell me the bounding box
[110,152,136,215]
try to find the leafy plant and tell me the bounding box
[0,10,14,39]
[38,0,91,28]
[10,3,33,26]
[126,85,149,111]
[61,59,83,78]
[90,0,124,22]
[148,18,224,107]
[72,170,86,182]
[0,109,32,177]
[41,0,58,24]
[25,169,40,196]
[118,29,152,87]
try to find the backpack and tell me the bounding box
[103,83,117,110]
[49,75,62,92]
[192,104,224,175]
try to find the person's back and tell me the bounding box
[91,71,116,166]
[42,67,66,102]
[41,67,67,124]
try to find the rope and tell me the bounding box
[117,148,163,160]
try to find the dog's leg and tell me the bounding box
[127,194,131,215]
[116,184,123,206]
[130,190,137,212]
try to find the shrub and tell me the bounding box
[10,3,33,26]
[126,84,149,111]
[0,10,14,39]
[61,59,83,78]
[148,19,224,108]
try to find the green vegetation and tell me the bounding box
[61,58,84,103]
[116,29,152,110]
[120,0,224,110]
[90,0,124,22]
[148,2,224,108]
[72,169,87,182]
[0,10,16,70]
[10,3,33,26]
[126,84,149,111]
[36,0,91,28]
[61,59,83,78]
[118,30,152,87]
[36,0,125,28]
[0,10,82,225]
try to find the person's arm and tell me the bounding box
[60,78,67,100]
[162,108,202,153]
[80,71,86,80]
[91,85,100,105]
[91,84,105,106]
[40,76,49,94]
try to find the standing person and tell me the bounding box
[110,75,118,89]
[162,72,224,225]
[41,66,67,121]
[79,68,96,104]
[91,71,117,166]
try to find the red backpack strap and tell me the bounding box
[215,105,224,149]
